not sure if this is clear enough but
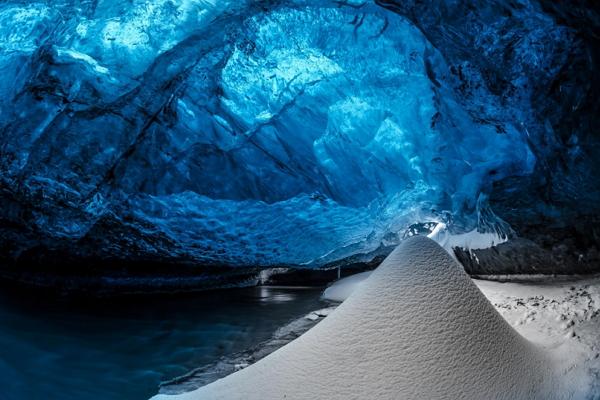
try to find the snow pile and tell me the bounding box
[321,271,372,302]
[151,236,573,400]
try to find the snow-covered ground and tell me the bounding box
[474,276,600,397]
[322,268,600,398]
[152,236,593,400]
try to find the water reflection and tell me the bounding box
[257,286,298,303]
[0,285,325,400]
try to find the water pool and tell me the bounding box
[0,285,325,400]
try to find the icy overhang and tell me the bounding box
[0,0,597,275]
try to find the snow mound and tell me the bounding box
[151,236,572,400]
[321,271,372,302]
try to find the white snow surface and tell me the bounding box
[321,271,372,302]
[152,236,582,400]
[474,276,600,397]
[323,265,600,397]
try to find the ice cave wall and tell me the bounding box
[0,0,598,281]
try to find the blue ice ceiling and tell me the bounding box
[0,0,598,270]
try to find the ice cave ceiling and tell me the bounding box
[0,0,598,280]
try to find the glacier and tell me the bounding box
[0,0,598,283]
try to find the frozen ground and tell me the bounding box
[474,276,600,397]
[152,236,589,400]
[322,268,600,398]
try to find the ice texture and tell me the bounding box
[0,0,598,273]
[150,236,578,400]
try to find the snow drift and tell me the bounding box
[151,236,573,400]
[322,270,372,302]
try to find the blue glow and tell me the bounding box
[0,0,590,268]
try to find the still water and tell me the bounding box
[0,285,325,400]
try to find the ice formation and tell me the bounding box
[150,236,577,400]
[0,0,598,275]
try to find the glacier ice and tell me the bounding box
[0,0,598,276]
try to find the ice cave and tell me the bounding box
[0,0,598,399]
